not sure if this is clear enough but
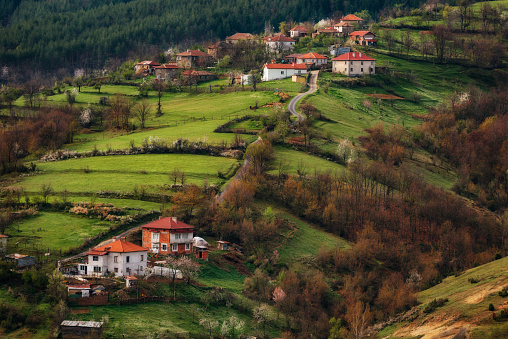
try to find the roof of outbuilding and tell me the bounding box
[290,25,308,32]
[342,14,363,21]
[176,49,210,57]
[299,52,327,59]
[349,31,375,37]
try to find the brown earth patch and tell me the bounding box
[366,93,404,100]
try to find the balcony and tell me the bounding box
[170,238,192,244]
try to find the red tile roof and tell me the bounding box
[290,26,308,32]
[176,50,210,57]
[350,31,375,37]
[342,14,363,21]
[299,52,327,59]
[154,63,180,69]
[136,60,160,66]
[264,63,307,70]
[332,52,375,61]
[334,22,353,27]
[142,217,195,231]
[226,33,254,40]
[285,53,304,58]
[262,35,295,42]
[88,239,147,255]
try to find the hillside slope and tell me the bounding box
[378,257,508,338]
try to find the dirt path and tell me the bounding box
[287,70,319,123]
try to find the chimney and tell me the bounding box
[171,217,177,223]
[271,59,276,64]
[353,52,355,57]
[120,237,126,241]
[359,53,362,57]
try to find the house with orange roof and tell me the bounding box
[141,217,194,255]
[332,52,375,76]
[340,14,364,26]
[78,237,147,277]
[262,34,296,53]
[134,60,161,75]
[349,31,377,46]
[262,62,307,81]
[154,63,181,81]
[333,22,354,35]
[296,52,328,67]
[176,50,212,68]
[226,33,255,44]
[289,25,309,38]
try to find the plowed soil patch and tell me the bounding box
[366,94,404,100]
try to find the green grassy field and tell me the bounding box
[9,212,113,252]
[73,301,263,338]
[197,259,248,293]
[270,145,346,175]
[13,154,240,194]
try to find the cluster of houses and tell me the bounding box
[72,217,228,279]
[133,13,377,84]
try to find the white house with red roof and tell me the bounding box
[296,52,328,67]
[289,26,309,38]
[78,237,147,277]
[262,62,307,81]
[332,52,375,77]
[349,31,377,46]
[262,35,296,53]
[141,217,194,255]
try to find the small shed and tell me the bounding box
[126,275,138,287]
[195,246,209,260]
[61,320,103,339]
[217,241,230,251]
[5,253,35,268]
[67,285,91,298]
[292,75,306,84]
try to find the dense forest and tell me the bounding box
[0,0,427,73]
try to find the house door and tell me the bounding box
[84,266,87,275]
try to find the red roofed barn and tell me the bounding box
[142,217,194,255]
[78,237,147,277]
[332,52,375,77]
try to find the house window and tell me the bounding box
[297,70,301,74]
[172,244,178,252]
[175,234,181,240]
[140,255,144,262]
[185,243,190,251]
[93,266,101,272]
[152,233,159,241]
[114,256,118,263]
[350,61,353,65]
[350,68,353,71]
[114,268,118,273]
[361,61,363,65]
[162,244,167,251]
[281,71,284,75]
[79,265,86,271]
[92,256,98,262]
[344,61,346,65]
[361,68,364,72]
[182,233,188,239]
[126,256,130,263]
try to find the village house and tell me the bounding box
[262,34,296,53]
[78,237,147,277]
[313,27,339,38]
[5,253,35,268]
[182,70,217,84]
[333,22,354,36]
[207,41,233,59]
[141,217,194,255]
[217,240,230,251]
[349,31,377,46]
[340,14,364,26]
[289,25,309,38]
[154,63,181,81]
[262,62,307,81]
[297,52,328,67]
[176,50,212,68]
[332,52,375,77]
[284,53,304,63]
[67,285,91,298]
[0,234,7,255]
[233,74,254,85]
[134,60,161,75]
[225,33,255,44]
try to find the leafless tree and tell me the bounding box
[133,99,152,129]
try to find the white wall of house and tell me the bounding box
[79,251,147,277]
[332,60,375,76]
[262,67,307,81]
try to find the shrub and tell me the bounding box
[423,298,448,314]
[489,304,495,311]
